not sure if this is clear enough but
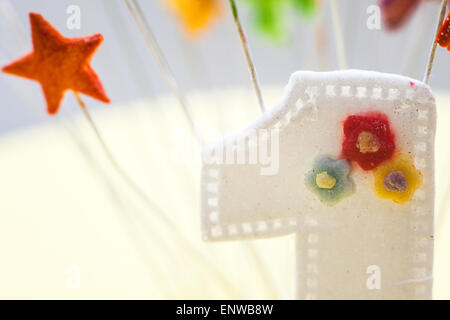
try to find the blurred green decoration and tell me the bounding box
[244,0,317,42]
[291,0,317,18]
[245,0,284,41]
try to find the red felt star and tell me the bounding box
[2,12,110,115]
[436,11,450,50]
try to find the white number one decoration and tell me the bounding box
[201,71,435,300]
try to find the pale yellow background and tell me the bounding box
[0,88,449,299]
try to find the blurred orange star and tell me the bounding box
[165,0,222,37]
[2,13,110,115]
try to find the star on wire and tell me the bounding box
[2,12,110,114]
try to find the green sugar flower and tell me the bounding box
[305,155,355,206]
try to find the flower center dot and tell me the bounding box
[316,171,336,189]
[383,171,408,192]
[356,131,380,154]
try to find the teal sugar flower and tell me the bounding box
[305,155,355,206]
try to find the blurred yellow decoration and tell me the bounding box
[165,0,223,37]
[373,153,423,204]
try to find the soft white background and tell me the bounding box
[0,0,449,133]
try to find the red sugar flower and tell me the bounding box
[341,112,395,171]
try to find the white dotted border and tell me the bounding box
[304,217,320,300]
[408,92,434,299]
[204,167,299,240]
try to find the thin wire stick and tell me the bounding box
[0,0,28,51]
[124,0,203,144]
[400,10,429,76]
[2,0,236,289]
[75,93,203,256]
[74,92,174,225]
[423,0,448,84]
[74,92,241,292]
[228,0,266,114]
[329,0,348,69]
[227,0,287,294]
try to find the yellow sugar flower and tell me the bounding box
[165,0,223,37]
[373,153,423,204]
